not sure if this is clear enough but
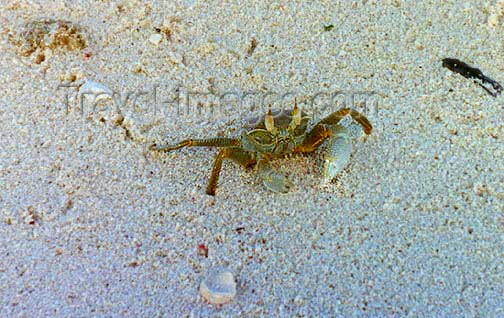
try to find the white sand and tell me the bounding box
[1,0,503,316]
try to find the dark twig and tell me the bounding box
[442,58,502,97]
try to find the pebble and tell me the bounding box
[199,267,236,305]
[149,33,163,45]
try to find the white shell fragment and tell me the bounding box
[149,33,162,45]
[199,267,236,305]
[79,80,113,102]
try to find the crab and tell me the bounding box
[150,102,372,195]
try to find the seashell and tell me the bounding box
[79,80,113,102]
[199,267,236,305]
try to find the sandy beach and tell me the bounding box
[1,0,503,316]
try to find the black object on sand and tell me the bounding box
[442,58,502,97]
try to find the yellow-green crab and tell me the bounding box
[150,102,372,195]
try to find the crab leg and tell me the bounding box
[206,147,256,196]
[294,108,372,154]
[319,108,372,135]
[293,124,332,153]
[150,138,240,152]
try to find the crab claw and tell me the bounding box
[256,157,294,193]
[323,125,351,183]
[262,170,294,193]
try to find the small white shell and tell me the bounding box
[199,267,236,305]
[149,33,162,45]
[79,80,113,102]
